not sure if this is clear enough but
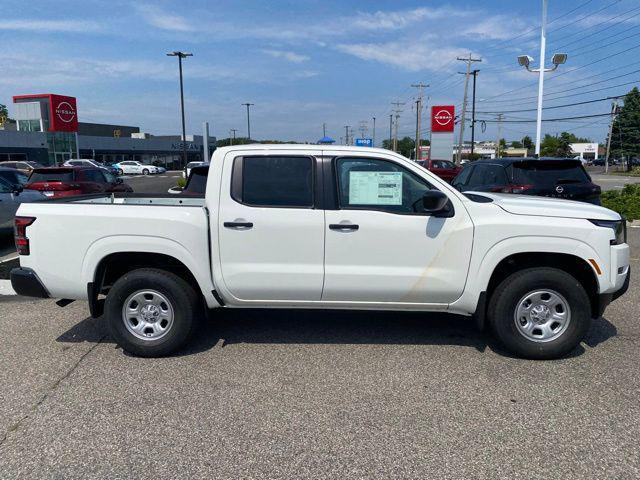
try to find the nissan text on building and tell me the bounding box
[1,93,214,168]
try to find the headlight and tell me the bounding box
[589,219,627,245]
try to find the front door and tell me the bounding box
[323,155,474,305]
[218,152,325,302]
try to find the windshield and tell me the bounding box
[0,170,28,186]
[29,170,75,182]
[512,161,590,186]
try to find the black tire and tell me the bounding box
[104,268,199,357]
[118,169,124,176]
[487,267,592,360]
[142,168,150,175]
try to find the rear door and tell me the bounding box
[217,152,325,301]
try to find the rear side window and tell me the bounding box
[234,156,313,207]
[29,170,74,182]
[83,169,106,183]
[468,164,507,186]
[0,170,28,186]
[513,161,590,186]
[185,168,208,194]
[453,165,473,186]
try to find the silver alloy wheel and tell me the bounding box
[122,289,174,341]
[514,289,571,343]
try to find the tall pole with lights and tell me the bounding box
[166,51,193,167]
[517,0,567,157]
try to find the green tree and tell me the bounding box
[0,103,10,126]
[609,87,640,168]
[540,132,591,157]
[522,135,533,152]
[382,136,415,158]
[510,140,523,149]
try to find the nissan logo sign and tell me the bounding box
[55,101,76,123]
[434,109,453,126]
[555,185,564,194]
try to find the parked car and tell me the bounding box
[11,145,629,360]
[451,158,602,204]
[0,175,44,235]
[168,165,208,196]
[416,159,461,183]
[155,166,167,174]
[0,160,44,175]
[112,161,159,176]
[24,167,133,198]
[183,161,206,179]
[63,158,120,176]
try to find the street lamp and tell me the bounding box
[167,51,192,168]
[517,0,567,157]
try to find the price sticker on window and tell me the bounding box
[349,171,402,205]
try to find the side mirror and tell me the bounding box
[422,190,449,213]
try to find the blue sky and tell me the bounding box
[1,0,639,145]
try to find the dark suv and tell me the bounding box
[451,158,602,204]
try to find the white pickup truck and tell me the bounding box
[11,145,630,359]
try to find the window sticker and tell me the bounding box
[349,171,402,205]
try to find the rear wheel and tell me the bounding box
[105,268,199,357]
[488,267,592,360]
[142,168,150,175]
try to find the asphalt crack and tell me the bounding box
[0,335,106,448]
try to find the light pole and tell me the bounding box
[517,0,567,157]
[242,103,254,141]
[166,51,193,168]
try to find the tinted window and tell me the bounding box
[466,166,484,186]
[453,165,473,186]
[83,169,106,183]
[240,156,313,207]
[513,161,590,186]
[0,170,28,186]
[336,158,434,214]
[440,161,456,169]
[467,164,507,186]
[0,177,12,193]
[29,170,74,182]
[185,168,208,194]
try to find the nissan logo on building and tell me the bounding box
[55,101,76,123]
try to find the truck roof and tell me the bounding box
[213,144,398,156]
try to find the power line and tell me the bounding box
[476,94,629,114]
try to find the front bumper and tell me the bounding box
[10,267,49,298]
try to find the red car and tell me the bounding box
[416,159,461,183]
[25,167,133,198]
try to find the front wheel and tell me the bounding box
[142,168,150,175]
[104,268,199,357]
[488,267,592,360]
[117,169,124,176]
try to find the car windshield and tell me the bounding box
[512,161,590,186]
[29,170,75,182]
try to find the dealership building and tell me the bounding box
[0,93,215,169]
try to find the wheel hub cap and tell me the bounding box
[122,289,174,341]
[514,289,571,343]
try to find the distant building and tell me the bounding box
[570,143,599,161]
[1,93,214,168]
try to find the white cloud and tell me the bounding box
[351,6,472,31]
[136,4,194,32]
[462,15,527,40]
[337,38,472,72]
[0,19,103,33]
[263,49,310,63]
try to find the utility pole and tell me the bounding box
[470,70,480,157]
[389,114,393,149]
[322,123,326,137]
[495,113,504,159]
[229,128,237,146]
[372,117,376,147]
[242,103,254,141]
[166,51,193,167]
[605,99,619,174]
[358,120,368,139]
[391,100,405,153]
[456,54,482,164]
[344,125,351,145]
[411,82,429,161]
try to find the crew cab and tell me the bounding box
[10,145,630,359]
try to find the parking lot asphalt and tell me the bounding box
[123,171,182,194]
[589,171,640,191]
[1,256,638,478]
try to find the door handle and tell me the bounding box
[329,223,359,231]
[224,221,253,229]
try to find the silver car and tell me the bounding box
[0,168,45,235]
